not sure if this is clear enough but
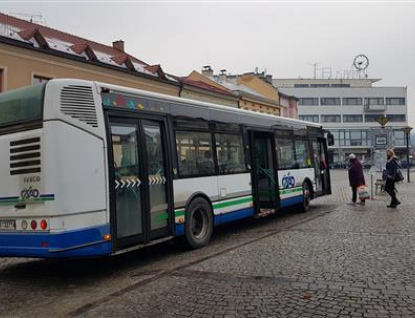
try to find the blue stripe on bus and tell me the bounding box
[175,224,185,236]
[39,194,55,198]
[215,207,255,225]
[0,196,19,201]
[0,224,111,258]
[280,195,303,207]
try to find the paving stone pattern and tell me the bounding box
[79,171,415,318]
[1,170,415,318]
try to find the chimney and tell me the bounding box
[219,69,227,81]
[266,74,273,84]
[112,40,124,52]
[202,65,213,77]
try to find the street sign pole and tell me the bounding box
[402,126,413,183]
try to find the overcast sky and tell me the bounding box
[1,1,414,127]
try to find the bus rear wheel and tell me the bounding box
[185,197,213,249]
[299,181,311,213]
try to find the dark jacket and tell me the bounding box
[385,158,399,181]
[348,159,365,187]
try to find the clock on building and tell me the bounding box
[353,54,369,71]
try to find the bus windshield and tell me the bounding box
[0,83,45,128]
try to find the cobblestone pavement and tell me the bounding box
[0,170,415,317]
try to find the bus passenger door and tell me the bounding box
[249,131,280,212]
[109,116,172,250]
[318,137,331,195]
[311,137,331,196]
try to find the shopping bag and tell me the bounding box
[358,185,370,200]
[394,168,404,182]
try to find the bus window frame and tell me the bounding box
[173,119,248,179]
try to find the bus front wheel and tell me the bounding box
[185,197,214,249]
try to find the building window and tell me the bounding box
[386,98,405,105]
[331,84,351,87]
[343,97,363,105]
[364,114,385,123]
[33,75,51,85]
[294,84,309,88]
[299,115,319,123]
[321,97,341,106]
[393,130,405,146]
[349,130,362,146]
[343,115,363,123]
[364,97,384,105]
[310,84,330,88]
[299,98,319,106]
[387,114,406,122]
[321,115,341,123]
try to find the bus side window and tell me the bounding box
[176,130,214,177]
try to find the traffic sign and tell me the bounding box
[376,117,389,127]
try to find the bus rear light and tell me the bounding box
[103,234,111,241]
[21,220,28,230]
[30,220,37,230]
[40,220,47,230]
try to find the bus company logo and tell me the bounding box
[23,176,41,183]
[20,186,40,200]
[282,173,295,188]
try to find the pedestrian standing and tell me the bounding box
[347,153,366,205]
[384,149,401,208]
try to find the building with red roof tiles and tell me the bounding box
[191,67,283,117]
[0,12,179,95]
[174,73,239,107]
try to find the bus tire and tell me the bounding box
[185,197,214,249]
[299,181,311,213]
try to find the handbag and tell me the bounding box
[394,168,404,182]
[358,185,370,200]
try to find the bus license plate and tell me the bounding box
[0,220,16,230]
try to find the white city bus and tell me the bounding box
[0,79,331,258]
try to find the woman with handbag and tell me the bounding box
[384,149,401,208]
[347,153,366,205]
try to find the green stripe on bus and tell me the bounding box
[280,187,303,195]
[213,196,253,210]
[174,196,253,216]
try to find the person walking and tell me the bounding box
[384,149,401,208]
[347,153,366,205]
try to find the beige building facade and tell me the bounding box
[0,13,179,95]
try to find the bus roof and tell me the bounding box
[49,79,322,130]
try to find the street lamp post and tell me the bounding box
[402,126,413,182]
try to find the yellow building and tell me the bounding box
[191,67,282,116]
[183,71,239,107]
[0,13,179,96]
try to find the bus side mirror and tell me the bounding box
[327,132,334,146]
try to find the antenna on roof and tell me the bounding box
[10,12,45,24]
[309,62,320,79]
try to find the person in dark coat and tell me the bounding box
[384,149,401,208]
[347,153,366,205]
